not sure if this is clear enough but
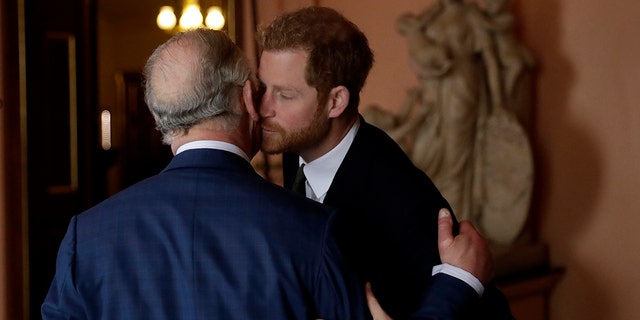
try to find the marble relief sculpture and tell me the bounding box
[366,0,535,244]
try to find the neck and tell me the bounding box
[170,123,252,158]
[298,113,359,163]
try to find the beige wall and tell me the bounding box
[517,1,640,319]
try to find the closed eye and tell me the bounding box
[279,92,295,100]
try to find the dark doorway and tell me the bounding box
[23,0,102,318]
[113,72,173,190]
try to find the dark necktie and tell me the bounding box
[292,164,307,195]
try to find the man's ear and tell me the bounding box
[327,85,350,119]
[243,80,259,121]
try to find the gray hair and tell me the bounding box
[143,28,251,144]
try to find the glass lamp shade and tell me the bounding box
[205,6,225,30]
[157,6,177,31]
[179,4,204,30]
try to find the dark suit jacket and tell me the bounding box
[284,117,513,319]
[42,148,368,320]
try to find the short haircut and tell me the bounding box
[257,6,374,112]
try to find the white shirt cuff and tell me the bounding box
[432,263,484,296]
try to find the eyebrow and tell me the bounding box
[263,82,300,95]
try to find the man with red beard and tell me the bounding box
[256,6,514,319]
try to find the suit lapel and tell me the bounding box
[324,117,375,206]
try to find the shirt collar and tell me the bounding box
[301,118,360,202]
[176,140,251,162]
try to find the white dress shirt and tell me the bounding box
[298,120,360,202]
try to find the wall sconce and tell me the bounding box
[157,0,226,32]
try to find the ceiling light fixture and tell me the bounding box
[157,0,226,32]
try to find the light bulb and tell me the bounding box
[157,6,177,31]
[179,4,203,30]
[205,6,225,30]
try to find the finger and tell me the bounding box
[365,283,393,320]
[365,282,376,308]
[365,283,382,318]
[437,208,454,250]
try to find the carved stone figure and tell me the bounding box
[481,0,536,127]
[365,0,535,244]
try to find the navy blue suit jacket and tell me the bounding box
[284,117,513,319]
[42,149,368,320]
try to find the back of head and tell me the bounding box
[143,28,251,144]
[257,6,374,113]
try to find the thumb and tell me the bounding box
[437,209,454,253]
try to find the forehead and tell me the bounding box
[258,49,309,86]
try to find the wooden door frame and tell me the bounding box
[2,0,29,318]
